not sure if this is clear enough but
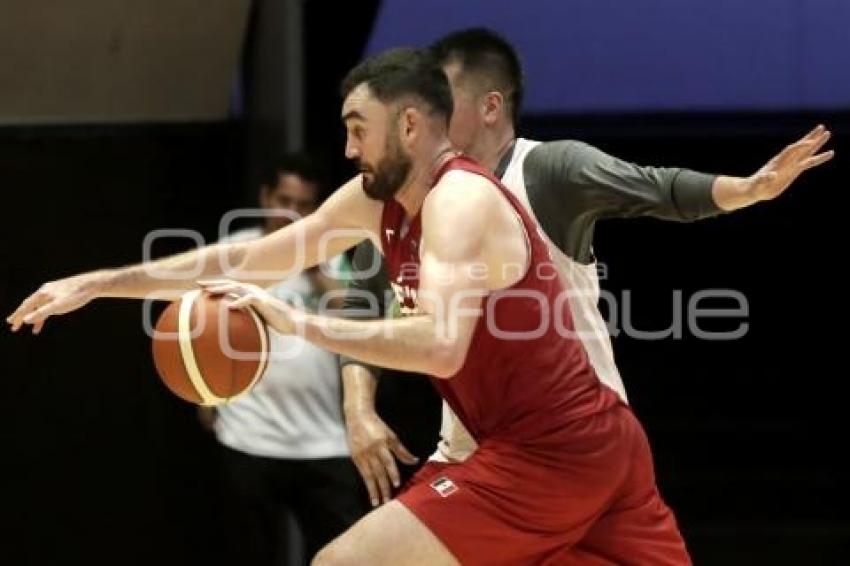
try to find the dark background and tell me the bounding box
[2,2,848,565]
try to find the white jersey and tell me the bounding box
[431,138,627,463]
[213,227,350,459]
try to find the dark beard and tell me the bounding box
[361,136,412,202]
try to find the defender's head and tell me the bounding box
[430,28,524,152]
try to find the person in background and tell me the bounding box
[200,153,368,565]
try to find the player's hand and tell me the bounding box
[346,408,418,507]
[198,279,300,334]
[744,124,834,202]
[6,271,108,334]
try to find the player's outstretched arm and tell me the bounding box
[7,176,377,334]
[532,124,834,251]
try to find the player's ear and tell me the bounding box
[399,106,419,140]
[482,91,504,126]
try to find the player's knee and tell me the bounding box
[311,540,359,566]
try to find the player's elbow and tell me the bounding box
[225,242,249,274]
[427,340,467,379]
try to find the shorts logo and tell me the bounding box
[430,476,459,498]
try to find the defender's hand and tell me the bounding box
[346,409,418,507]
[745,124,834,202]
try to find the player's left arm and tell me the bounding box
[203,173,494,379]
[538,124,833,223]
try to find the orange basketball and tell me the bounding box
[152,290,270,406]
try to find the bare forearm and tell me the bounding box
[95,183,370,301]
[99,212,348,300]
[711,175,759,212]
[342,363,380,419]
[301,313,453,377]
[99,241,248,299]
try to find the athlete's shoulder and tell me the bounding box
[428,168,497,212]
[522,139,616,188]
[525,139,594,166]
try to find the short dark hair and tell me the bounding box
[263,152,327,192]
[341,47,453,125]
[430,28,524,125]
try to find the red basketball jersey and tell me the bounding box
[380,156,621,446]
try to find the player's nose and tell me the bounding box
[345,137,360,160]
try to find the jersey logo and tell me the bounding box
[430,476,459,498]
[390,279,420,315]
[385,228,395,240]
